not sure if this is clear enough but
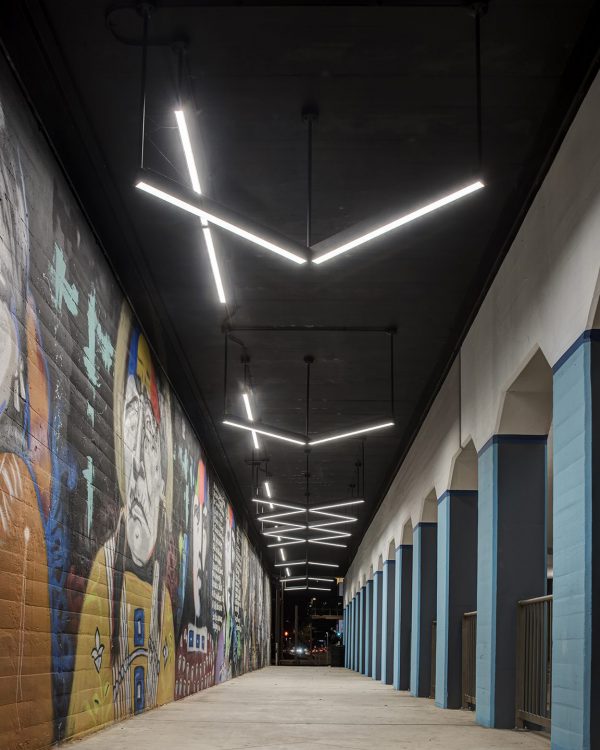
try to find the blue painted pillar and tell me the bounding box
[551,331,599,750]
[344,604,349,668]
[352,593,357,670]
[476,435,547,728]
[364,580,373,676]
[349,600,354,669]
[436,491,478,709]
[393,544,413,690]
[410,523,438,697]
[347,600,351,668]
[372,571,383,680]
[352,591,360,672]
[346,600,351,668]
[381,558,396,684]
[359,587,365,672]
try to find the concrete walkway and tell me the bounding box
[70,667,548,749]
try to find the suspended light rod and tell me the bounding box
[136,169,309,265]
[173,109,227,304]
[308,421,394,446]
[311,181,484,265]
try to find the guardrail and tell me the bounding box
[515,595,552,731]
[462,611,477,710]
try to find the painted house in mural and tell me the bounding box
[0,53,271,750]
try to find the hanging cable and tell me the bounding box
[362,439,366,498]
[302,106,318,247]
[138,3,151,169]
[471,2,488,173]
[304,355,313,567]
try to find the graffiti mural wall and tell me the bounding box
[0,56,271,750]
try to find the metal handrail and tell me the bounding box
[515,595,553,731]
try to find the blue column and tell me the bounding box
[344,604,349,668]
[551,331,599,750]
[352,594,358,670]
[354,593,360,671]
[393,544,413,690]
[348,597,354,669]
[364,579,373,676]
[436,491,478,709]
[410,523,437,697]
[381,559,396,684]
[372,571,383,680]
[348,602,353,669]
[476,435,547,728]
[351,602,354,670]
[360,585,367,673]
[359,587,365,672]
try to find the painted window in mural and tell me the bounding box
[0,57,271,750]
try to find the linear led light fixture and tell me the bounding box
[308,519,357,529]
[309,421,394,446]
[284,585,307,591]
[267,532,306,542]
[264,480,274,509]
[311,181,484,265]
[260,519,307,529]
[252,498,304,512]
[263,529,307,537]
[279,548,286,561]
[174,110,227,304]
[136,169,308,265]
[309,512,357,522]
[308,528,352,537]
[307,586,331,591]
[308,539,347,548]
[284,576,308,582]
[257,510,304,522]
[310,499,365,512]
[223,419,307,446]
[241,393,260,450]
[268,539,305,548]
[308,561,339,568]
[274,560,307,568]
[285,567,291,576]
[308,577,335,582]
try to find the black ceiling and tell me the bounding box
[2,0,599,575]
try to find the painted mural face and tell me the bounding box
[192,460,208,618]
[0,102,27,416]
[122,333,164,566]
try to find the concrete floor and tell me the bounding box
[70,667,548,750]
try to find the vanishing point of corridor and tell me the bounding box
[70,668,546,750]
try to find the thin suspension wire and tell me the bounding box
[362,439,366,497]
[474,6,483,172]
[305,357,312,565]
[389,332,395,418]
[139,6,150,169]
[223,334,229,415]
[306,117,313,247]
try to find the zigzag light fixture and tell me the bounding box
[133,11,486,301]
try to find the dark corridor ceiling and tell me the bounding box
[2,0,599,576]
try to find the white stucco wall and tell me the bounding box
[345,70,600,601]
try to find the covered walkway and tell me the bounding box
[72,667,546,750]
